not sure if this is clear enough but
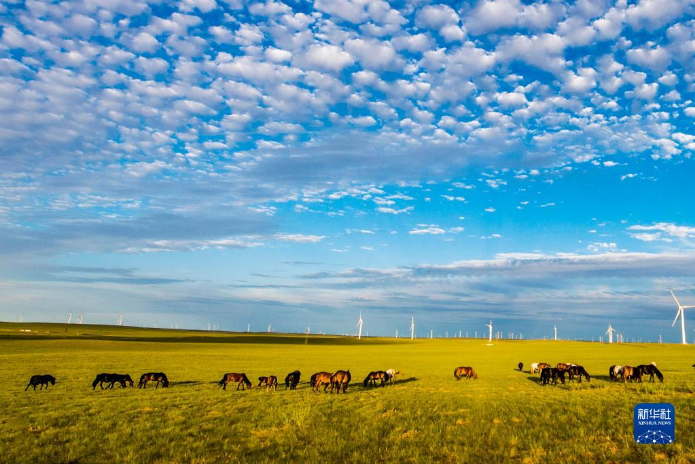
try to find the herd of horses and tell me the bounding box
[218,368,401,393]
[526,361,664,386]
[24,361,678,392]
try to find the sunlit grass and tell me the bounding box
[1,322,693,463]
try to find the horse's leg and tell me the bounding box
[25,383,31,391]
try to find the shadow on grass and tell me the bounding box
[172,380,205,387]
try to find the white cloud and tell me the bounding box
[409,226,446,235]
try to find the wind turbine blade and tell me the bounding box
[680,305,695,309]
[671,290,681,308]
[672,308,682,327]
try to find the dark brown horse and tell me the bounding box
[258,376,278,391]
[536,362,551,373]
[363,371,388,387]
[311,372,333,392]
[26,374,55,391]
[518,362,523,372]
[540,368,564,385]
[330,370,351,393]
[454,366,478,380]
[567,365,591,383]
[138,372,169,389]
[556,363,574,372]
[285,370,301,390]
[219,373,252,390]
[92,373,133,389]
[636,365,663,383]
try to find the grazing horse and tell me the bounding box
[385,369,400,384]
[138,372,169,389]
[311,372,333,392]
[363,371,388,387]
[609,365,623,381]
[219,373,252,390]
[92,373,133,390]
[258,376,278,391]
[330,370,351,394]
[454,366,478,380]
[636,365,663,383]
[621,366,641,383]
[551,368,566,385]
[540,367,552,385]
[568,365,591,383]
[536,363,551,373]
[26,374,56,391]
[556,363,574,372]
[531,363,540,374]
[285,370,301,390]
[518,362,524,372]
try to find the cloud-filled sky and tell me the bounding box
[1,0,695,341]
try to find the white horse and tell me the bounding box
[385,369,400,384]
[610,365,623,381]
[530,362,540,374]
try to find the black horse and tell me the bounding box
[138,372,169,388]
[568,365,591,383]
[517,362,524,372]
[284,370,301,390]
[540,367,565,385]
[92,373,134,389]
[26,374,56,391]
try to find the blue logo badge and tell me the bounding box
[634,403,675,444]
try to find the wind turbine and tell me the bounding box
[671,290,695,345]
[67,313,72,325]
[77,313,83,325]
[410,317,415,340]
[605,323,616,344]
[486,320,493,344]
[356,312,363,339]
[554,325,557,341]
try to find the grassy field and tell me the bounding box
[1,322,693,463]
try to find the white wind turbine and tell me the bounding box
[671,290,695,345]
[356,312,363,339]
[605,322,616,344]
[486,320,493,344]
[67,312,72,325]
[554,325,557,341]
[410,317,415,340]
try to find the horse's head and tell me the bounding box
[125,375,134,386]
[49,376,56,385]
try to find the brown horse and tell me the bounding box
[330,370,351,394]
[621,366,641,383]
[138,372,169,389]
[636,365,663,383]
[219,373,252,390]
[363,371,388,387]
[26,374,56,391]
[285,370,301,390]
[454,366,478,380]
[311,372,333,392]
[556,363,574,372]
[258,376,278,391]
[92,373,133,389]
[537,362,551,372]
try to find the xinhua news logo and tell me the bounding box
[634,403,675,444]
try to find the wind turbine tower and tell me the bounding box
[410,317,415,340]
[671,290,694,345]
[356,312,363,339]
[605,323,616,344]
[77,313,83,324]
[554,325,557,341]
[67,313,72,325]
[486,320,493,344]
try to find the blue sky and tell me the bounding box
[1,0,695,341]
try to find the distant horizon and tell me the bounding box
[1,319,689,345]
[1,1,695,342]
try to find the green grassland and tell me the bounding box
[1,322,693,463]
